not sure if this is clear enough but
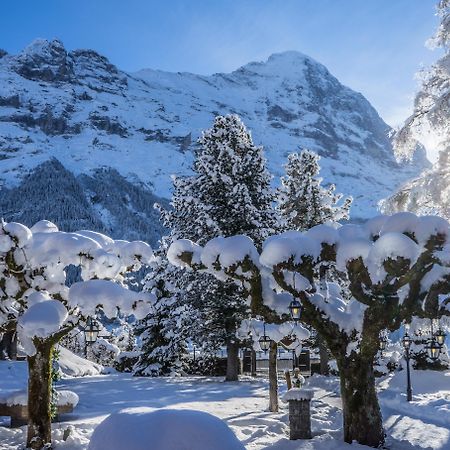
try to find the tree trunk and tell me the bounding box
[318,335,329,375]
[225,340,239,381]
[0,329,17,360]
[337,354,384,448]
[251,349,257,377]
[27,339,53,448]
[268,341,278,412]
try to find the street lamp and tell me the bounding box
[426,338,441,361]
[289,299,302,323]
[83,317,100,357]
[402,330,413,402]
[258,323,272,353]
[434,328,447,347]
[379,331,388,353]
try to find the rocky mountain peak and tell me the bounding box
[0,39,428,235]
[14,38,73,82]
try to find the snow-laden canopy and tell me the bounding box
[0,220,155,354]
[168,212,450,345]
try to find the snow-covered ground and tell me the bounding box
[1,361,449,449]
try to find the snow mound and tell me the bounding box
[58,346,103,377]
[88,408,245,450]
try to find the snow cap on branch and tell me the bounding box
[68,279,154,320]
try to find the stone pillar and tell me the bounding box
[282,388,313,440]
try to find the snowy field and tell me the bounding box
[1,360,450,450]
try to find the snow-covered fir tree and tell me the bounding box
[277,149,352,374]
[134,243,198,376]
[277,150,351,231]
[164,114,277,245]
[137,115,277,380]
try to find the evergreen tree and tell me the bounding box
[277,149,352,374]
[277,150,352,231]
[134,243,198,376]
[137,115,277,380]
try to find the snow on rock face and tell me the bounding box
[19,300,68,338]
[88,408,245,450]
[0,40,427,241]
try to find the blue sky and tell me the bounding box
[0,0,440,127]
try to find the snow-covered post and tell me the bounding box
[0,221,154,448]
[282,389,314,440]
[168,213,450,448]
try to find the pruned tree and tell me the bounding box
[0,220,154,448]
[168,212,450,447]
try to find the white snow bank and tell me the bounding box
[58,346,103,377]
[0,389,78,407]
[3,222,32,247]
[380,212,419,236]
[282,388,314,402]
[88,408,245,450]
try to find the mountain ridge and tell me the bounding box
[0,39,428,240]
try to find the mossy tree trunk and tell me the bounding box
[337,353,384,447]
[26,338,53,448]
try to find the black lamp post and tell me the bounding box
[258,323,272,353]
[427,319,442,361]
[83,317,100,357]
[434,327,447,347]
[289,299,302,324]
[402,331,413,402]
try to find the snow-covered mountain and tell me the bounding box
[0,39,427,242]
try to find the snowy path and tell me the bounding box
[1,363,450,449]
